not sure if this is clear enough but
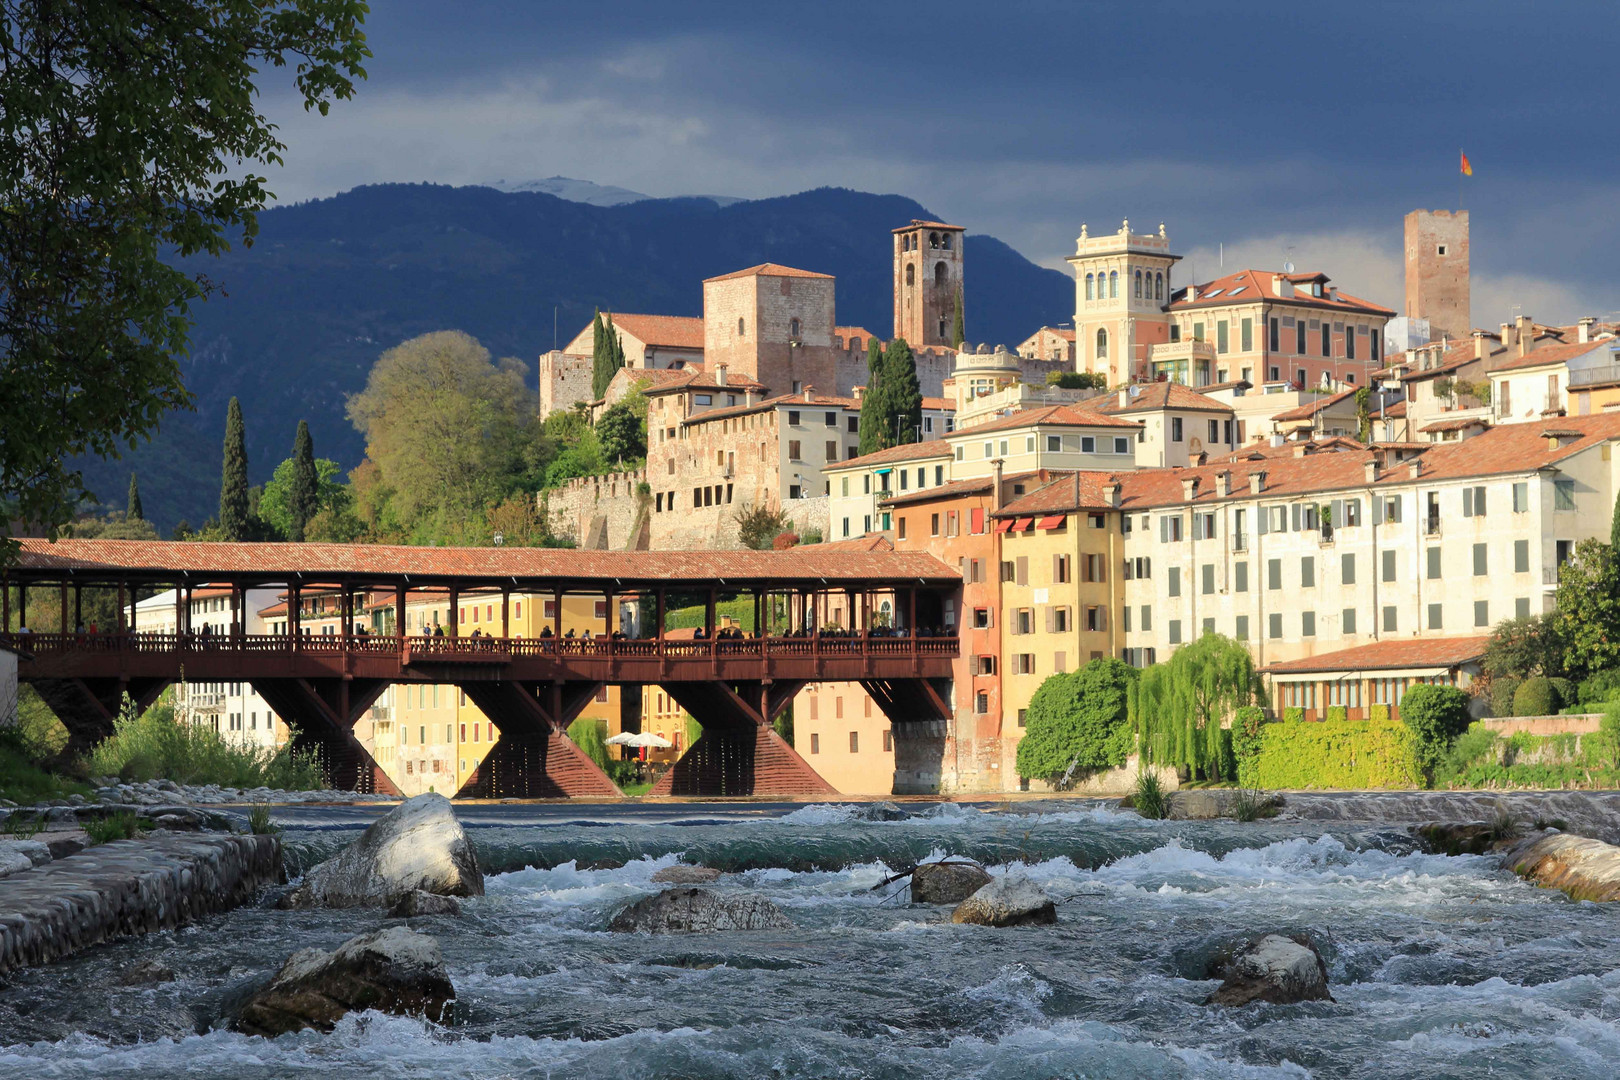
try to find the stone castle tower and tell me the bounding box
[892,220,964,348]
[1066,220,1177,385]
[1404,209,1470,342]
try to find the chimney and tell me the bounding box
[1517,314,1535,354]
[1216,470,1232,496]
[1501,321,1517,352]
[1364,459,1378,484]
[1249,470,1267,494]
[1408,459,1422,480]
[1181,476,1199,501]
[1271,274,1284,295]
[1580,317,1596,344]
[1292,443,1310,458]
[1474,330,1488,360]
[1187,283,1198,302]
[803,385,814,403]
[1269,432,1285,448]
[1328,286,1339,301]
[715,362,728,386]
[1118,388,1131,408]
[992,458,1005,512]
[1105,481,1121,507]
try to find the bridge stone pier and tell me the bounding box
[3,539,960,798]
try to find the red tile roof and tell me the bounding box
[1097,382,1234,415]
[1113,411,1620,510]
[953,404,1142,435]
[1486,338,1614,374]
[830,440,954,469]
[1169,269,1394,317]
[993,472,1119,517]
[1270,388,1359,423]
[812,534,895,552]
[603,314,705,350]
[1262,636,1490,674]
[1418,416,1490,434]
[639,367,765,396]
[879,476,996,508]
[9,539,959,586]
[704,263,833,283]
[684,390,861,426]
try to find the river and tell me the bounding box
[0,800,1616,1078]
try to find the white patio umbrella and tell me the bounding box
[606,731,674,749]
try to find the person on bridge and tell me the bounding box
[539,626,552,638]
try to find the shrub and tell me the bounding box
[1577,668,1620,706]
[1489,676,1522,718]
[83,810,141,845]
[1283,707,1305,723]
[1369,704,1390,724]
[1230,706,1266,784]
[1016,659,1137,782]
[1246,711,1418,789]
[1401,684,1473,786]
[87,696,325,790]
[1325,705,1348,722]
[1132,769,1169,819]
[1597,703,1620,771]
[1230,787,1272,822]
[1513,676,1557,717]
[567,717,610,773]
[1547,677,1575,710]
[1434,723,1503,787]
[247,804,280,835]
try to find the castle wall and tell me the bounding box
[538,350,593,421]
[1405,209,1470,342]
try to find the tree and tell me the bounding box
[1611,490,1620,551]
[260,456,351,540]
[1132,632,1262,780]
[126,474,143,522]
[1354,386,1372,442]
[1484,613,1563,680]
[951,287,965,349]
[1015,659,1137,782]
[734,503,792,550]
[0,1,369,546]
[597,402,646,465]
[289,420,319,542]
[884,338,923,447]
[1400,683,1471,786]
[857,337,888,456]
[592,311,625,400]
[346,331,536,543]
[1551,537,1620,678]
[219,397,250,541]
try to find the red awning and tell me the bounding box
[1012,517,1034,532]
[1036,515,1067,530]
[994,518,1015,533]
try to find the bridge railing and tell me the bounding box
[3,630,959,664]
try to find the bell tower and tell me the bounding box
[1065,219,1177,386]
[892,219,965,349]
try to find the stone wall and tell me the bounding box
[0,833,282,974]
[542,470,650,551]
[539,350,593,421]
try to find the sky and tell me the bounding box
[261,0,1620,329]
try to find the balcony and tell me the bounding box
[1424,514,1442,537]
[1569,360,1620,388]
[1231,533,1248,553]
[1145,340,1218,385]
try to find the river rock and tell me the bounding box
[1413,821,1501,856]
[280,794,482,909]
[0,840,51,878]
[117,960,176,986]
[389,889,463,917]
[1171,790,1284,820]
[234,926,455,1037]
[1206,934,1333,1006]
[651,864,722,884]
[1504,831,1620,902]
[950,874,1057,927]
[858,801,911,821]
[608,887,794,933]
[911,860,992,904]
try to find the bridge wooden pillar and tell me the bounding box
[704,588,715,637]
[649,679,833,797]
[449,585,460,637]
[289,583,302,645]
[552,589,563,638]
[394,585,406,639]
[655,589,666,637]
[72,584,82,633]
[2,583,9,631]
[501,589,510,638]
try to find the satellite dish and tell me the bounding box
[1283,261,1295,273]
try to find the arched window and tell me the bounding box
[1155,272,1164,301]
[737,317,746,337]
[1134,270,1143,299]
[789,318,801,339]
[905,264,915,286]
[1109,270,1118,298]
[942,233,953,250]
[1096,328,1109,359]
[1085,274,1094,300]
[904,234,913,252]
[929,232,940,248]
[934,261,947,287]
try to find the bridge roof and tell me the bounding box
[6,539,959,590]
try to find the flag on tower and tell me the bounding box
[1460,151,1473,176]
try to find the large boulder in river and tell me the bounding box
[608,887,794,933]
[281,794,482,909]
[651,864,722,884]
[1206,934,1333,1006]
[1504,831,1620,902]
[950,873,1056,926]
[911,860,992,904]
[234,926,455,1037]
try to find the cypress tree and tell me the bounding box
[590,309,610,399]
[126,473,143,521]
[290,419,318,542]
[219,396,250,541]
[950,287,965,349]
[857,336,888,456]
[885,337,923,447]
[1611,489,1620,551]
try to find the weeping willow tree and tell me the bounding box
[1130,632,1265,780]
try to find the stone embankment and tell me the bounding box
[0,832,282,973]
[1503,831,1620,902]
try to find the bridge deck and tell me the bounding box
[8,632,959,683]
